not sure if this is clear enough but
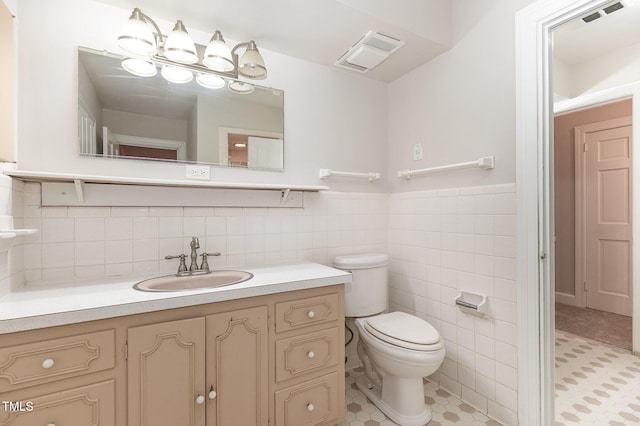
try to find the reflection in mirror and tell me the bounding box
[77,47,284,171]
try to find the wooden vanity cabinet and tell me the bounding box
[0,329,117,425]
[0,285,345,426]
[127,306,268,426]
[273,293,344,426]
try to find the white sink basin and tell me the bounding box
[133,271,253,292]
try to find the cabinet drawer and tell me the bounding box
[0,379,115,426]
[275,372,339,426]
[0,329,115,392]
[276,327,339,383]
[275,293,339,333]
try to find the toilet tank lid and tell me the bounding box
[334,253,388,269]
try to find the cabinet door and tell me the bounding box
[206,306,268,426]
[128,317,206,426]
[0,380,115,426]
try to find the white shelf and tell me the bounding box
[4,170,327,208]
[4,170,329,192]
[0,229,38,239]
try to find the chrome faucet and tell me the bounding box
[165,236,221,277]
[189,237,200,271]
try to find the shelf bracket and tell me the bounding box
[74,179,85,203]
[281,188,291,205]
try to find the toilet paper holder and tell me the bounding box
[455,291,488,317]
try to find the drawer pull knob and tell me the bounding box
[307,351,315,359]
[196,395,205,405]
[307,310,315,319]
[47,424,56,426]
[307,403,315,412]
[42,358,55,369]
[209,390,217,400]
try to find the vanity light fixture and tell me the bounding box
[121,57,157,77]
[117,8,268,89]
[228,80,255,94]
[196,73,225,89]
[161,64,193,84]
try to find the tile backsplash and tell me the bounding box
[12,178,517,425]
[387,183,517,425]
[21,183,388,283]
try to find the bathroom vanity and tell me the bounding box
[0,262,348,426]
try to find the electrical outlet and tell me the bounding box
[186,164,211,180]
[413,143,423,160]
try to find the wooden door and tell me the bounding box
[206,306,268,426]
[128,317,206,426]
[582,120,633,316]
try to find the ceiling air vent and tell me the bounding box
[581,11,603,23]
[335,31,405,73]
[582,1,626,23]
[603,2,624,14]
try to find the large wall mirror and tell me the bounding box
[78,47,284,171]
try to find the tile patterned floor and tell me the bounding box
[555,329,640,425]
[338,367,501,426]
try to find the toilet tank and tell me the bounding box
[334,253,388,317]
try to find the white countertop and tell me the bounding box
[0,262,351,334]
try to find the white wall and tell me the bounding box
[387,0,535,193]
[15,0,388,193]
[78,59,103,138]
[568,41,640,98]
[388,183,518,425]
[195,96,282,164]
[102,109,188,143]
[384,1,535,424]
[553,57,573,100]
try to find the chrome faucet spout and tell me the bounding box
[189,237,200,271]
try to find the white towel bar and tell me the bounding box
[397,156,494,180]
[319,169,381,182]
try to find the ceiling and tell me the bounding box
[94,0,452,82]
[94,0,639,84]
[553,0,640,65]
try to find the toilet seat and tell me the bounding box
[363,312,443,351]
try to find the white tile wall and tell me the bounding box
[387,183,518,426]
[0,170,26,297]
[21,183,388,283]
[12,179,518,425]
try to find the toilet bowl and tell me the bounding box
[355,312,445,425]
[334,254,446,426]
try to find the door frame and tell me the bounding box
[515,0,628,424]
[574,116,633,311]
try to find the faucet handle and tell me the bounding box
[165,254,188,273]
[200,252,221,272]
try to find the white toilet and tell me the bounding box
[334,253,445,426]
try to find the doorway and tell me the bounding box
[554,102,633,350]
[515,0,640,424]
